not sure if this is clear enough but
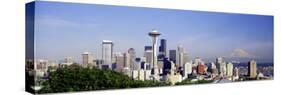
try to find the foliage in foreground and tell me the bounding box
[39,65,169,93]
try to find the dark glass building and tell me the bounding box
[158,39,167,60]
[169,50,177,63]
[144,46,152,51]
[163,58,172,75]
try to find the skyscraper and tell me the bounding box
[248,60,257,78]
[123,53,131,77]
[226,62,233,77]
[175,45,190,69]
[177,45,184,68]
[159,39,167,55]
[183,62,192,78]
[163,58,172,75]
[216,57,224,75]
[102,40,113,69]
[144,50,153,68]
[124,52,130,69]
[221,62,227,76]
[82,52,95,68]
[115,52,124,72]
[148,29,161,80]
[183,52,189,65]
[169,50,176,63]
[128,48,136,70]
[158,39,167,59]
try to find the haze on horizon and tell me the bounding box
[31,1,274,63]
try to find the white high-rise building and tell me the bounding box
[183,62,192,79]
[176,45,184,68]
[102,40,113,69]
[227,62,233,77]
[221,62,227,76]
[176,45,190,69]
[183,52,189,65]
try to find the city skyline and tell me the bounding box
[33,1,273,63]
[25,1,274,94]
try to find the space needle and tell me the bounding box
[148,29,161,81]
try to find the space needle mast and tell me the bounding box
[148,29,161,81]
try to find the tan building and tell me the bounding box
[248,60,257,78]
[144,50,153,68]
[115,53,124,72]
[124,52,131,69]
[82,52,95,68]
[226,62,233,77]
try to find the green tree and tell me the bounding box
[39,65,169,93]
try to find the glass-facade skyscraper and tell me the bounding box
[169,50,177,63]
[159,39,167,59]
[102,40,113,69]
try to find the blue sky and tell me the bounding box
[32,1,273,63]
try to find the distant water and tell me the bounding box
[233,62,273,67]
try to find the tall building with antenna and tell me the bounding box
[148,29,161,81]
